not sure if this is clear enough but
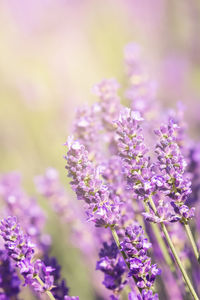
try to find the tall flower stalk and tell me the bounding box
[154,119,199,262]
[1,42,200,300]
[148,196,199,300]
[65,136,160,299]
[114,107,199,299]
[114,108,175,270]
[0,216,56,300]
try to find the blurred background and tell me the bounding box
[0,1,200,299]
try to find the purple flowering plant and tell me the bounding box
[1,43,200,300]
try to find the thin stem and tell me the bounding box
[184,223,200,262]
[143,202,175,273]
[148,197,199,300]
[110,226,142,295]
[111,226,127,262]
[35,275,56,300]
[161,223,199,300]
[152,223,176,271]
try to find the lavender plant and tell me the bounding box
[63,44,200,300]
[0,216,55,299]
[1,43,200,300]
[0,172,79,299]
[0,216,79,300]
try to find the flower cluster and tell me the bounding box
[96,240,127,298]
[142,202,181,224]
[73,78,122,160]
[66,104,162,297]
[43,255,69,299]
[0,172,50,251]
[1,42,200,300]
[187,142,200,205]
[115,107,161,212]
[35,168,110,299]
[121,223,161,294]
[65,137,121,227]
[0,216,80,299]
[114,107,195,225]
[115,108,151,199]
[124,43,157,117]
[0,216,54,293]
[154,119,195,222]
[128,289,159,300]
[35,167,75,223]
[73,104,102,157]
[92,78,121,133]
[64,68,200,299]
[0,250,21,299]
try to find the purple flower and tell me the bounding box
[166,102,188,151]
[129,289,159,300]
[154,119,195,222]
[65,137,121,227]
[124,43,157,117]
[73,79,121,161]
[96,240,127,297]
[92,78,121,136]
[0,250,21,299]
[0,216,54,294]
[121,223,161,293]
[142,202,181,224]
[73,104,102,157]
[35,168,103,257]
[115,108,154,200]
[43,255,69,300]
[110,295,119,300]
[99,241,118,259]
[187,142,200,205]
[101,155,135,227]
[92,78,120,100]
[0,171,50,251]
[35,168,76,223]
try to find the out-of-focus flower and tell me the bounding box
[0,172,50,252]
[0,250,21,299]
[124,43,157,118]
[128,289,159,300]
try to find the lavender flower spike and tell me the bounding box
[121,223,160,296]
[154,119,195,222]
[115,108,153,200]
[0,216,56,300]
[96,240,127,298]
[65,136,121,227]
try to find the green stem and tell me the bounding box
[161,223,199,300]
[148,197,199,300]
[152,223,175,271]
[111,226,127,262]
[143,202,175,273]
[184,223,200,262]
[35,275,56,300]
